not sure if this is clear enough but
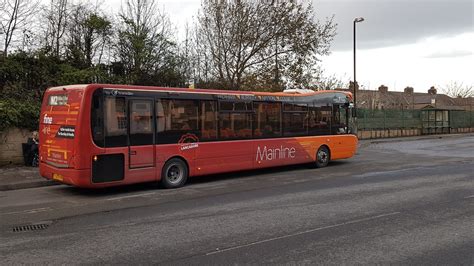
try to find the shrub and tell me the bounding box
[0,99,40,131]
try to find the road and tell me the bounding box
[1,134,473,264]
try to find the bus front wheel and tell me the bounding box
[161,158,188,189]
[315,146,330,168]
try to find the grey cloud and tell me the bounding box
[424,49,473,58]
[313,0,474,51]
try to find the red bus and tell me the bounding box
[39,84,357,188]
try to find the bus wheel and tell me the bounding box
[161,158,188,188]
[315,146,330,168]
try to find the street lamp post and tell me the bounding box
[353,17,364,119]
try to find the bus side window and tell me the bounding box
[332,104,348,134]
[200,101,217,141]
[218,101,253,140]
[283,103,308,137]
[91,90,104,147]
[320,106,332,135]
[156,99,199,144]
[253,102,281,138]
[104,97,128,147]
[218,113,252,140]
[156,99,167,133]
[309,105,331,136]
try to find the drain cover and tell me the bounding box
[12,222,52,232]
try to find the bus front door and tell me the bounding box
[128,99,155,169]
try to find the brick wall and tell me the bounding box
[0,128,33,166]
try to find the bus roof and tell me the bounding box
[46,84,353,101]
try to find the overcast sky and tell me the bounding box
[104,0,473,92]
[314,0,474,92]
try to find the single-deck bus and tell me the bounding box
[39,84,358,188]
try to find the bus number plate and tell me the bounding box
[52,173,63,181]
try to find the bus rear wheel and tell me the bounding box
[161,158,188,189]
[315,146,330,168]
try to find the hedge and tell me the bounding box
[0,99,40,132]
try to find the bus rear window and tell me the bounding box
[48,95,68,106]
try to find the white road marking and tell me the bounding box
[464,195,474,199]
[106,192,156,201]
[206,211,401,256]
[0,207,53,216]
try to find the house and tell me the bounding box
[342,85,468,111]
[337,84,473,135]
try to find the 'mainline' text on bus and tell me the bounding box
[256,145,296,161]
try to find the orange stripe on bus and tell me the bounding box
[44,111,79,115]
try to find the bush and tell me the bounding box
[0,99,40,131]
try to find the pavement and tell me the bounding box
[0,165,57,191]
[0,133,472,191]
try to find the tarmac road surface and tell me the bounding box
[1,134,473,264]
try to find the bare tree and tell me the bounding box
[44,0,69,58]
[116,0,177,84]
[66,3,112,67]
[194,0,336,90]
[0,0,39,55]
[441,81,474,98]
[314,67,349,91]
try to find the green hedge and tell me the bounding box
[0,99,40,131]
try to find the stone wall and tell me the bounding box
[450,128,474,134]
[357,128,474,140]
[0,128,33,166]
[357,129,421,140]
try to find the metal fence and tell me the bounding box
[450,110,474,129]
[357,108,474,131]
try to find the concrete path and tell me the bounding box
[0,166,56,191]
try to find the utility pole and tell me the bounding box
[353,17,364,134]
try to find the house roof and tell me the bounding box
[336,87,471,111]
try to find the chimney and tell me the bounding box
[378,85,388,93]
[404,87,414,94]
[349,81,359,92]
[428,86,437,95]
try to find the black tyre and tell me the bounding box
[161,158,188,188]
[315,146,330,168]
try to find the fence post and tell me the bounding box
[401,106,405,135]
[363,109,366,130]
[470,100,473,132]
